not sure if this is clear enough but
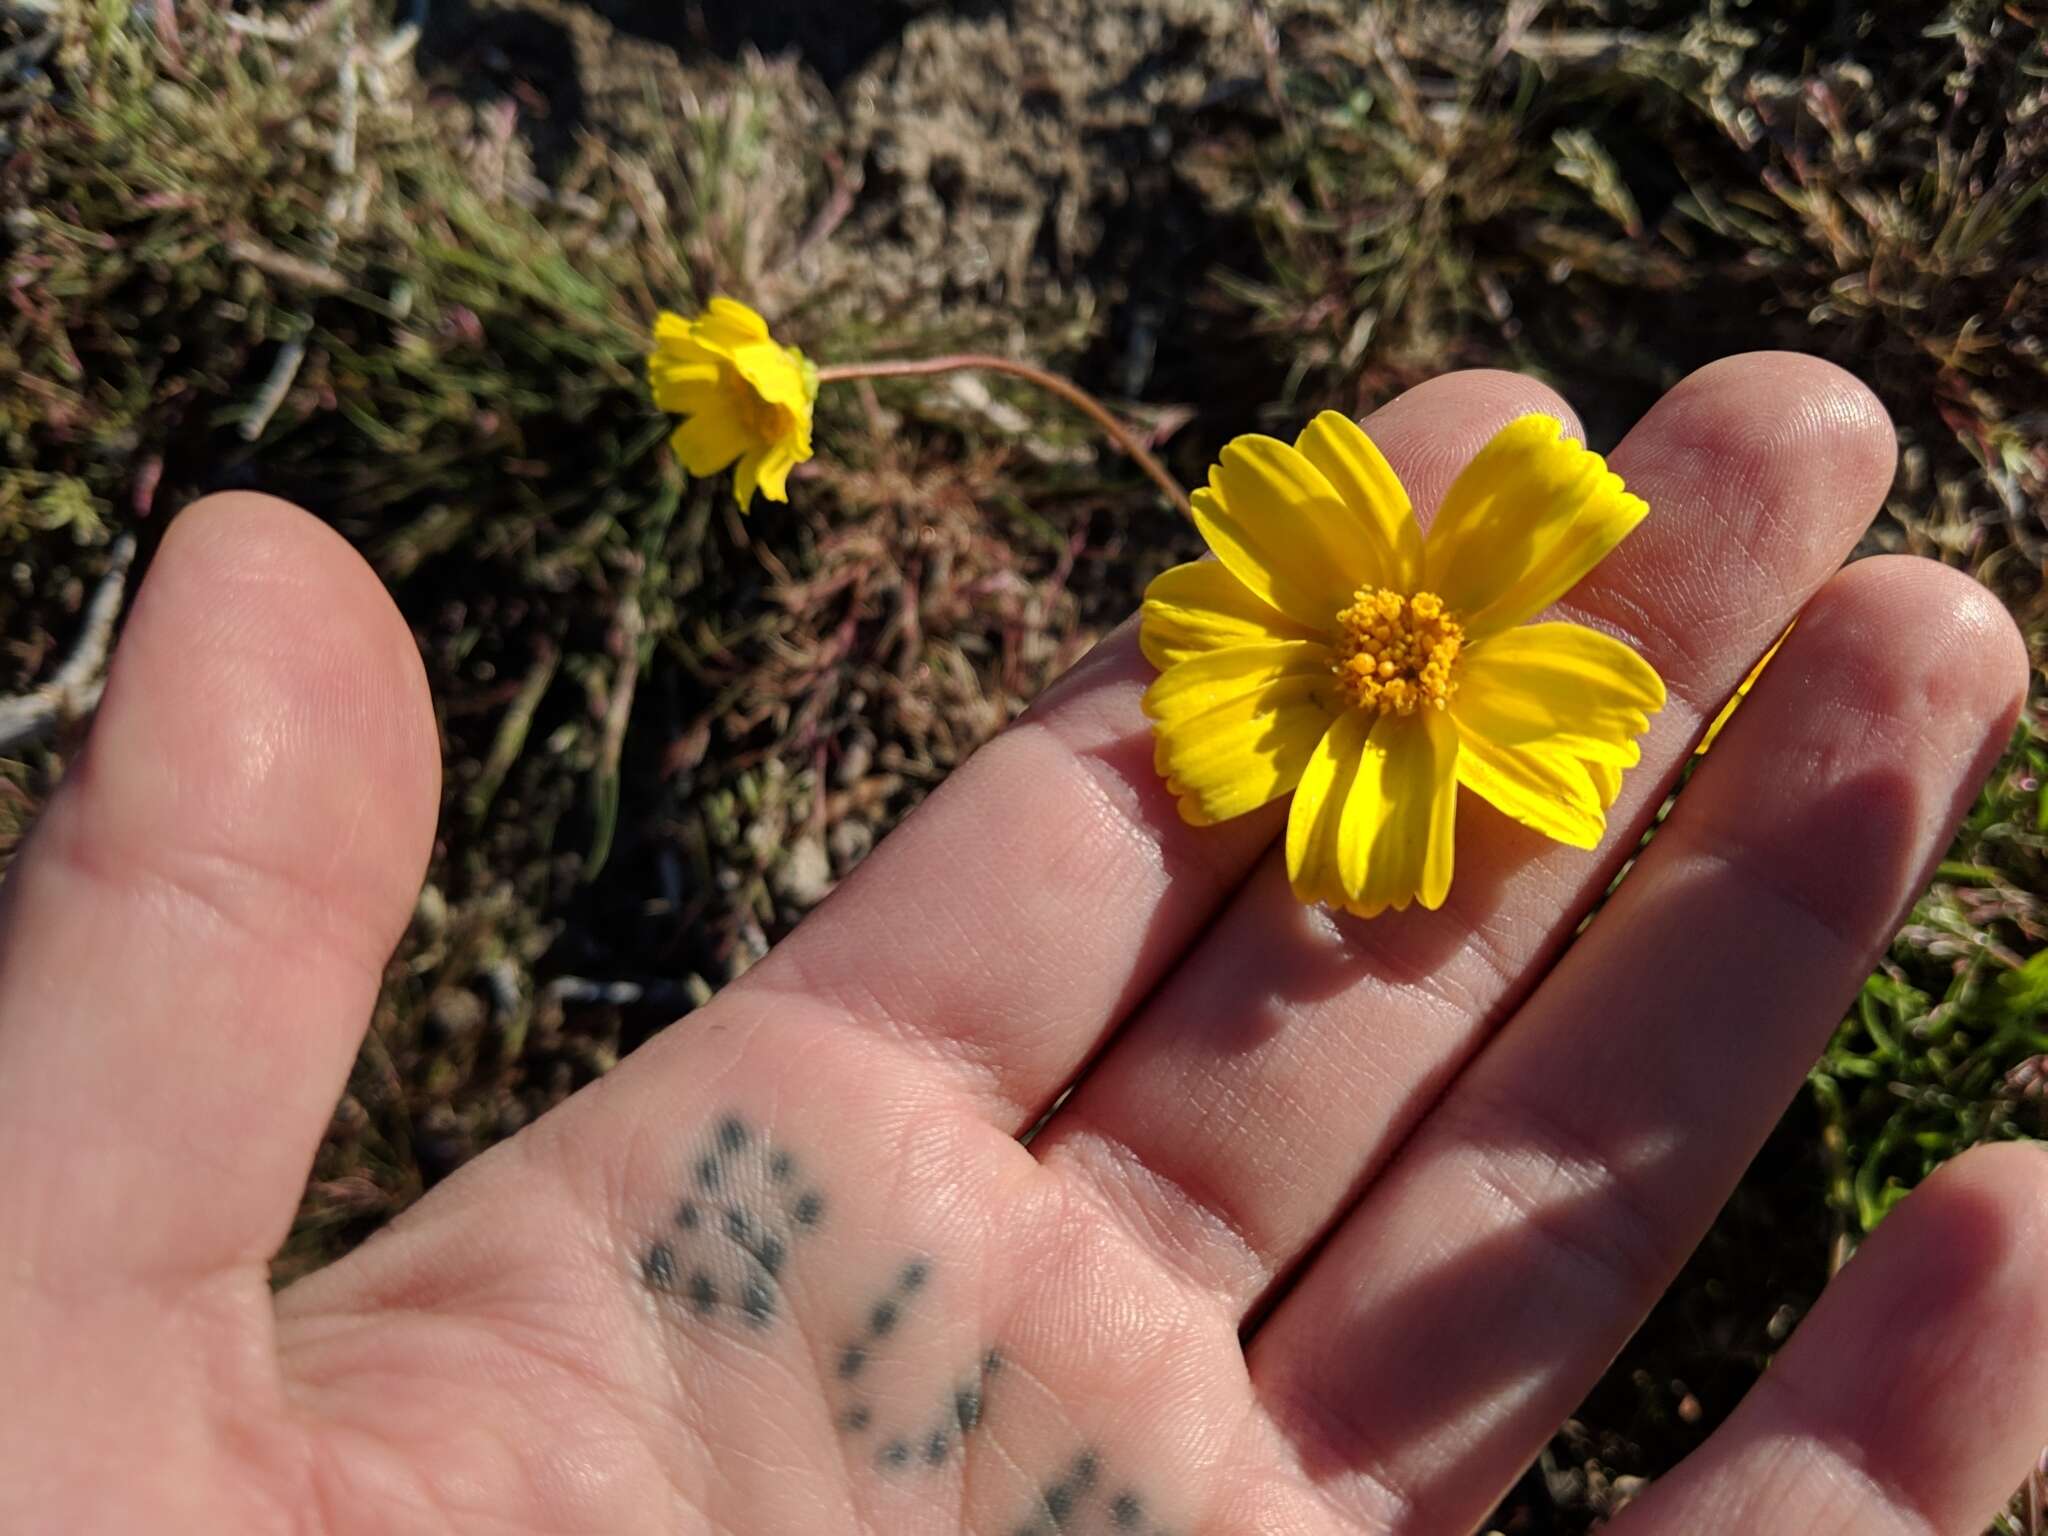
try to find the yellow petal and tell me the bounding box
[652,308,738,371]
[699,296,773,345]
[1140,560,1323,670]
[1286,708,1371,907]
[732,445,768,511]
[1147,653,1334,826]
[1193,434,1398,629]
[1345,708,1459,914]
[1289,708,1458,915]
[669,399,751,479]
[650,360,724,415]
[752,440,804,504]
[1454,733,1607,850]
[1423,415,1647,641]
[1451,622,1665,767]
[731,338,817,415]
[1294,411,1423,593]
[1698,627,1789,753]
[1143,640,1331,725]
[1587,759,1622,809]
[648,311,723,405]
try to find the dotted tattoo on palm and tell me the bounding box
[832,1259,1004,1475]
[634,1113,1171,1529]
[638,1114,825,1329]
[1004,1449,1176,1536]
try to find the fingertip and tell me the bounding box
[1357,370,1583,518]
[1819,1140,2048,1502]
[1365,367,1582,432]
[1822,555,2027,722]
[1860,1140,2048,1296]
[1908,1139,2048,1278]
[1616,353,1896,581]
[1364,368,1582,436]
[1784,556,2025,764]
[1670,555,2022,959]
[1665,351,1895,465]
[1681,349,1891,419]
[80,492,440,960]
[1620,1138,2048,1536]
[0,494,443,1281]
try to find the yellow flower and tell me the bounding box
[648,297,819,511]
[1696,629,1787,753]
[1141,411,1666,917]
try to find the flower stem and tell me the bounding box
[815,354,1193,519]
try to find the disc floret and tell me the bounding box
[1330,587,1464,716]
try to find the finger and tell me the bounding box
[1251,556,2026,1533]
[1610,1142,2048,1536]
[0,495,439,1287]
[1032,353,1896,1311]
[736,371,1579,1126]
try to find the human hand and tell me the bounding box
[4,355,2043,1536]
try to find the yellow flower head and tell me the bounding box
[649,297,819,511]
[1141,412,1667,918]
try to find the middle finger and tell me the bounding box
[1032,352,1898,1316]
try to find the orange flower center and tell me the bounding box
[728,369,793,442]
[1330,586,1464,716]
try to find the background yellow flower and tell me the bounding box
[1143,412,1665,917]
[648,298,819,510]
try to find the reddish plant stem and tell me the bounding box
[815,354,1192,519]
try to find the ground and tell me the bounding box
[2,0,2045,1529]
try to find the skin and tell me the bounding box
[1,353,2044,1536]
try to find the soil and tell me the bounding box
[416,0,1295,437]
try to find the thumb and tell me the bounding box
[0,493,439,1292]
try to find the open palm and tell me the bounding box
[5,356,2045,1536]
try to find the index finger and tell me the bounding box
[737,373,1581,1126]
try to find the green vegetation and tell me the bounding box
[2,0,2043,1527]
